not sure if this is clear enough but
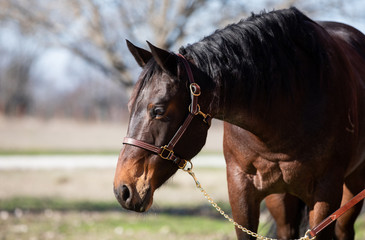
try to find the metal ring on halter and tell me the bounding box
[180,159,193,171]
[189,104,201,115]
[190,83,201,96]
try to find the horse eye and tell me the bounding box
[150,106,166,119]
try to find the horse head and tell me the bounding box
[113,40,211,212]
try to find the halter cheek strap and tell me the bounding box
[123,54,211,169]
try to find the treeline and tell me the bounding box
[0,0,360,121]
[0,48,129,121]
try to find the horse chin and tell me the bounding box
[128,199,153,213]
[135,188,153,212]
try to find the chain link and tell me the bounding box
[184,169,315,240]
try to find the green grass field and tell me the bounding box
[1,210,237,240]
[0,197,238,240]
[0,196,364,240]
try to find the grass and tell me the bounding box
[0,197,237,240]
[355,216,365,240]
[0,211,238,240]
[1,197,364,240]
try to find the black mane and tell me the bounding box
[179,7,330,105]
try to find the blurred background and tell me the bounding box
[0,0,364,239]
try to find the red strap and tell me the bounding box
[178,54,200,114]
[308,188,365,237]
[178,54,195,83]
[123,137,161,154]
[165,55,199,149]
[123,137,187,168]
[167,113,195,149]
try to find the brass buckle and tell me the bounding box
[188,104,211,126]
[198,110,212,126]
[159,145,174,160]
[189,83,201,96]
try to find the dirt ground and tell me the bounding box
[0,115,224,153]
[0,167,229,205]
[0,115,228,207]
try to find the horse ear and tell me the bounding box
[147,41,177,76]
[126,40,152,67]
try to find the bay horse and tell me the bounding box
[114,7,365,239]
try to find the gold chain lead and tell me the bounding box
[184,169,315,240]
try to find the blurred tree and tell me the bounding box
[0,0,363,119]
[0,51,35,116]
[1,0,362,88]
[0,0,241,88]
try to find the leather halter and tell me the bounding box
[123,54,211,169]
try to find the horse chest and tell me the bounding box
[239,151,305,192]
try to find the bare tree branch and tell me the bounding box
[1,0,360,91]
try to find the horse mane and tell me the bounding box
[179,7,331,106]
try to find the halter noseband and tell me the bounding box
[123,54,211,169]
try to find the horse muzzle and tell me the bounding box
[113,182,153,212]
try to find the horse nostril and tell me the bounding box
[121,185,131,202]
[114,183,152,212]
[114,184,133,209]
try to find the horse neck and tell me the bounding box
[205,71,340,152]
[217,79,290,139]
[184,20,357,154]
[183,46,300,137]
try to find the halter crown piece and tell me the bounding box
[123,54,211,169]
